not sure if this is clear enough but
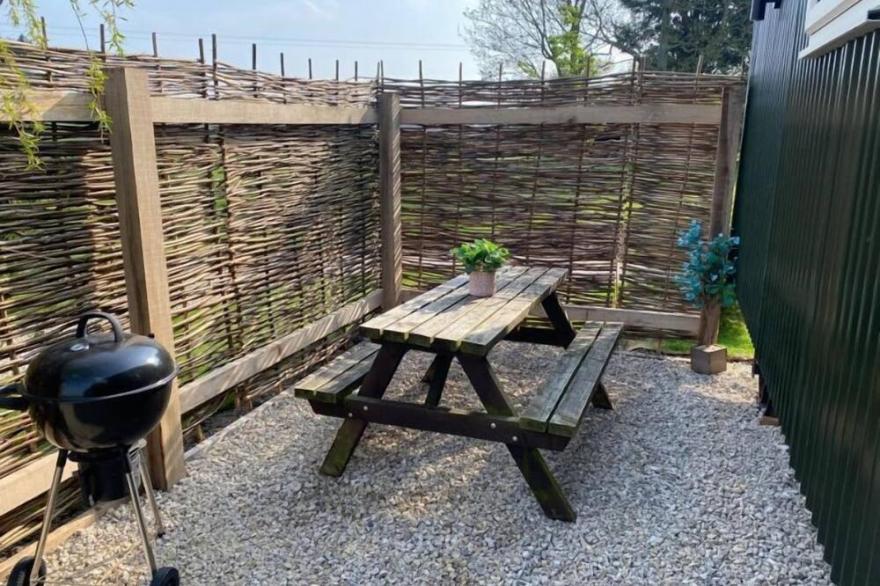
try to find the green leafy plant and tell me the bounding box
[451,239,511,273]
[1,0,133,168]
[675,219,739,308]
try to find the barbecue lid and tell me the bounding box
[22,312,177,403]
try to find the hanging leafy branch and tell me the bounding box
[0,0,133,168]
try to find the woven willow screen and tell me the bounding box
[0,42,379,556]
[383,73,740,310]
[1,40,741,558]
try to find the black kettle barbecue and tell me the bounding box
[0,312,180,586]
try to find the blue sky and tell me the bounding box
[3,0,481,80]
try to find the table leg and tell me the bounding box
[319,343,408,477]
[457,355,576,522]
[422,353,453,407]
[541,292,576,347]
[591,381,614,410]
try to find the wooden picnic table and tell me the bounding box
[296,265,622,521]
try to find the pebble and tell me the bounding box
[44,345,831,585]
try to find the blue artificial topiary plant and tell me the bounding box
[676,220,740,347]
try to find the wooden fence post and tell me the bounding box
[104,67,186,489]
[703,84,747,345]
[709,85,747,238]
[378,92,402,309]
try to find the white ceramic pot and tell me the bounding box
[468,271,496,297]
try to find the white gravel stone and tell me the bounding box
[44,344,832,585]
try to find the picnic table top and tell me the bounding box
[360,265,567,355]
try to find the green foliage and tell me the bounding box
[451,239,511,273]
[615,0,752,73]
[1,1,133,167]
[675,219,739,309]
[545,4,600,78]
[463,0,606,80]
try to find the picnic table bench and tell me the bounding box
[295,266,622,521]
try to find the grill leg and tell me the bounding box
[124,453,158,576]
[33,449,68,578]
[137,448,166,537]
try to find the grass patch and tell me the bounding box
[631,303,755,361]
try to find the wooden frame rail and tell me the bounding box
[398,103,722,126]
[179,290,383,413]
[9,90,723,127]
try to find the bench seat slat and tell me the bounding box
[547,323,622,437]
[519,323,602,433]
[294,342,379,403]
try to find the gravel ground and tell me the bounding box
[46,344,831,585]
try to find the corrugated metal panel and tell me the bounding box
[734,1,880,584]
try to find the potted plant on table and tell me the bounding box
[451,239,511,297]
[676,220,740,374]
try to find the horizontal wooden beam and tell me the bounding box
[149,96,377,125]
[310,396,569,451]
[549,305,699,334]
[179,290,383,413]
[7,91,377,125]
[399,103,723,126]
[10,92,96,122]
[9,92,722,127]
[0,453,75,517]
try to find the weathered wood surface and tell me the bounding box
[399,103,723,126]
[8,92,377,124]
[318,343,408,477]
[312,396,568,451]
[105,67,185,489]
[362,267,566,356]
[293,342,379,403]
[405,267,531,350]
[180,290,382,412]
[547,323,623,437]
[379,93,403,309]
[360,275,469,340]
[458,268,567,356]
[519,323,602,433]
[401,288,701,335]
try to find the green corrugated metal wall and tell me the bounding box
[734,1,880,584]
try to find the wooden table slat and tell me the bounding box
[428,267,549,351]
[519,324,602,432]
[406,267,533,349]
[360,274,469,339]
[380,266,520,343]
[458,267,567,356]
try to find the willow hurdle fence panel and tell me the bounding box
[0,40,381,564]
[381,73,744,323]
[2,38,743,567]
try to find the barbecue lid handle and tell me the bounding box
[0,383,29,411]
[76,312,125,343]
